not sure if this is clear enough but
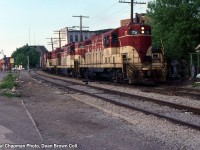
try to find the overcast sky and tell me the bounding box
[0,0,149,58]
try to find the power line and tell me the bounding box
[87,5,129,30]
[91,2,119,18]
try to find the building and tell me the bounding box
[29,45,48,68]
[0,56,14,71]
[58,28,113,47]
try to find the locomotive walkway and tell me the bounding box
[0,71,166,150]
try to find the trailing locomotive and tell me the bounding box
[45,20,167,84]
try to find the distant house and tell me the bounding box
[0,56,13,71]
[29,45,48,68]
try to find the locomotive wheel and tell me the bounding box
[111,71,123,83]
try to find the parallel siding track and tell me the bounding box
[32,71,200,131]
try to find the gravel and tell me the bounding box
[90,82,200,108]
[37,71,200,108]
[36,71,200,149]
[71,93,200,150]
[36,74,200,128]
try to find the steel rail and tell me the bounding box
[32,72,200,131]
[35,71,200,115]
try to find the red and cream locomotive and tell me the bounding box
[45,18,167,83]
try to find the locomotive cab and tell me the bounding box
[117,22,167,83]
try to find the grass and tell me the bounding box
[0,92,21,98]
[193,82,200,87]
[0,73,19,98]
[0,73,17,89]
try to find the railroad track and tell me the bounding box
[88,77,200,99]
[32,71,200,130]
[175,87,200,99]
[141,86,200,100]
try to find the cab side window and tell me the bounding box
[103,36,110,46]
[111,33,118,43]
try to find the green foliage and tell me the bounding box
[0,92,21,98]
[147,0,200,61]
[0,73,21,98]
[11,44,40,68]
[193,82,200,87]
[0,73,17,89]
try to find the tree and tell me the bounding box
[147,0,200,61]
[11,44,40,68]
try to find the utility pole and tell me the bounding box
[72,15,89,42]
[54,30,66,49]
[46,37,57,51]
[119,0,146,23]
[27,55,29,71]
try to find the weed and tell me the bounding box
[0,92,21,98]
[0,73,20,98]
[0,73,17,89]
[193,82,200,87]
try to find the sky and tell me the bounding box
[0,0,149,58]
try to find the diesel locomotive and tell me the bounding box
[45,18,167,84]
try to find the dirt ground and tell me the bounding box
[0,71,166,150]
